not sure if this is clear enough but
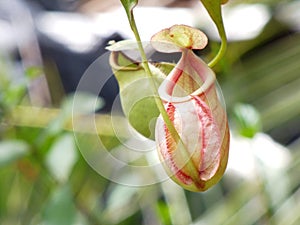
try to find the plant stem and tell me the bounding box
[129,16,179,142]
[200,0,228,68]
[208,25,227,68]
[208,35,227,68]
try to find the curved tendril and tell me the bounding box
[208,35,227,68]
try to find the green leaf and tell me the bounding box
[2,82,26,108]
[120,0,138,24]
[25,66,43,79]
[103,185,140,223]
[42,185,77,225]
[45,134,78,182]
[47,92,103,135]
[71,92,104,115]
[200,0,225,36]
[0,140,29,167]
[233,103,262,138]
[110,51,174,139]
[156,201,172,225]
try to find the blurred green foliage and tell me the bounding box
[0,0,300,225]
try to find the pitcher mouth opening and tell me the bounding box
[158,51,216,103]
